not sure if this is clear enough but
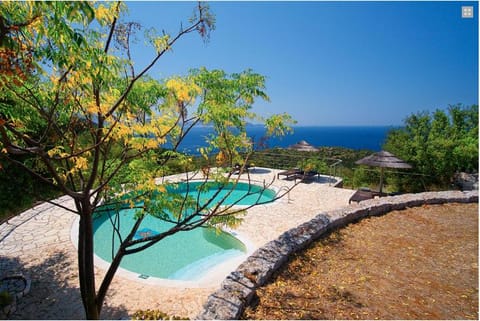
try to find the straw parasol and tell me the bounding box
[288,140,319,152]
[355,150,412,194]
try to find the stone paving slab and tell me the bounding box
[0,168,354,319]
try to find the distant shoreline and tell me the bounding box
[245,123,402,128]
[175,125,395,153]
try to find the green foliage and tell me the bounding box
[192,67,281,166]
[206,209,246,232]
[297,158,329,173]
[132,309,188,320]
[352,167,373,189]
[0,157,60,221]
[265,113,297,137]
[0,291,13,307]
[384,104,478,191]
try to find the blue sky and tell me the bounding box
[123,1,478,126]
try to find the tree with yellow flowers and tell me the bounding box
[0,2,295,319]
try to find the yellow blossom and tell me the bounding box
[153,35,170,53]
[145,139,158,149]
[94,5,114,24]
[73,156,88,170]
[166,78,200,103]
[216,151,226,165]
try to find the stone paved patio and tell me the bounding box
[0,168,355,319]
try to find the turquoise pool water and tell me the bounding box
[93,181,275,281]
[167,181,276,207]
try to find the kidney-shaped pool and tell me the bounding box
[92,181,275,282]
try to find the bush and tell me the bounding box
[0,291,13,307]
[384,104,478,192]
[352,167,375,189]
[132,309,188,320]
[0,157,60,221]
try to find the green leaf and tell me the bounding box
[80,2,95,24]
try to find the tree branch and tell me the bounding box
[104,18,204,120]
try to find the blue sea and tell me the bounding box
[175,125,397,154]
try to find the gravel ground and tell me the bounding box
[243,202,479,320]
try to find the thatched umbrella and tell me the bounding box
[288,140,319,152]
[355,150,412,194]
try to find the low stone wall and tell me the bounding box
[197,190,479,320]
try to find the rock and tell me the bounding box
[454,172,479,191]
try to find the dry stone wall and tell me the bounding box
[197,190,479,320]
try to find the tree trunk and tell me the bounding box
[96,212,145,314]
[77,203,100,319]
[96,247,125,313]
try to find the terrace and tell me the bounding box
[1,168,477,320]
[0,167,352,319]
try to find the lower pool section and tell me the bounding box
[92,180,276,281]
[93,210,247,281]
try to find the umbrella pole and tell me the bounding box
[379,167,384,194]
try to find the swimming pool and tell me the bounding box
[93,181,275,281]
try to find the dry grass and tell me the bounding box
[243,203,478,320]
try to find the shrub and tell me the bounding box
[132,309,188,320]
[0,291,13,307]
[384,104,478,192]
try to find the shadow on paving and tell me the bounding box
[1,252,129,320]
